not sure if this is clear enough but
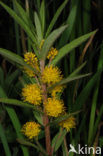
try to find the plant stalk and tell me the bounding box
[40,60,52,156]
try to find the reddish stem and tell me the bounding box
[40,60,52,156]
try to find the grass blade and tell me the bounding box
[14,0,29,25]
[69,61,87,76]
[0,123,11,156]
[73,70,102,112]
[52,30,97,65]
[88,83,99,145]
[59,0,79,47]
[88,43,103,145]
[0,86,29,156]
[0,1,38,56]
[45,0,69,37]
[13,1,21,55]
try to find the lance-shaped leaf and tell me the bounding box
[0,48,39,75]
[17,139,47,156]
[48,73,91,92]
[45,0,69,37]
[51,30,97,65]
[0,1,35,41]
[73,69,102,112]
[17,138,39,149]
[68,61,87,77]
[0,86,29,156]
[49,111,81,126]
[0,1,38,56]
[13,0,29,25]
[40,0,45,36]
[13,0,36,34]
[34,12,43,44]
[52,129,67,153]
[0,98,43,114]
[59,0,79,46]
[40,25,68,60]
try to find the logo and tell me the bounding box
[69,144,101,155]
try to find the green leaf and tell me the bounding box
[5,70,20,88]
[17,138,47,156]
[73,70,102,112]
[52,129,67,153]
[6,107,29,156]
[88,45,103,145]
[74,113,86,142]
[49,111,81,126]
[48,73,91,92]
[51,30,97,65]
[33,111,43,125]
[0,98,33,108]
[40,25,68,60]
[68,61,87,76]
[0,123,11,156]
[45,0,69,37]
[0,98,43,114]
[12,0,21,55]
[17,138,39,149]
[0,1,38,56]
[40,0,45,35]
[14,0,36,35]
[59,0,79,46]
[0,86,29,156]
[93,104,103,142]
[34,12,43,44]
[14,0,29,25]
[88,83,99,145]
[0,48,38,75]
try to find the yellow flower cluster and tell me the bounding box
[22,84,42,105]
[21,121,41,139]
[50,85,64,97]
[59,116,76,132]
[47,47,58,59]
[45,98,65,117]
[21,48,76,139]
[42,65,62,85]
[24,52,39,77]
[24,52,38,66]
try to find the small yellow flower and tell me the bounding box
[59,116,76,132]
[23,66,35,77]
[42,65,63,85]
[50,85,64,97]
[21,121,41,139]
[24,52,38,66]
[22,84,42,105]
[23,52,40,77]
[45,98,65,117]
[39,39,45,49]
[47,47,58,59]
